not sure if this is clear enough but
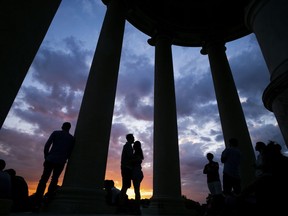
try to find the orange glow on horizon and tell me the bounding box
[27,177,153,200]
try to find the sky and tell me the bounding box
[0,0,287,205]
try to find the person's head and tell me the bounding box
[133,140,144,160]
[267,140,282,155]
[255,141,266,152]
[206,153,214,161]
[0,159,6,171]
[5,168,16,177]
[109,180,115,187]
[126,133,134,143]
[229,138,238,147]
[62,122,71,131]
[104,180,114,190]
[133,140,141,150]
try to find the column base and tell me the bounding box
[45,186,115,214]
[0,199,13,215]
[143,196,201,216]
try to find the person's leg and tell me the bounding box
[223,173,232,196]
[232,177,241,195]
[34,161,53,207]
[131,180,141,215]
[214,181,223,195]
[47,163,65,196]
[36,161,53,197]
[133,180,141,201]
[208,182,216,195]
[117,168,132,212]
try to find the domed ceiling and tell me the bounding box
[122,0,252,47]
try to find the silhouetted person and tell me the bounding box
[203,153,222,196]
[0,159,12,199]
[203,153,224,215]
[238,140,288,215]
[131,140,144,215]
[117,133,134,213]
[221,138,241,196]
[104,179,121,206]
[4,168,29,212]
[254,141,266,177]
[0,159,12,214]
[34,122,74,210]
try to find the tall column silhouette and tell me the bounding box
[246,0,288,147]
[201,41,256,188]
[0,0,61,129]
[147,34,187,215]
[48,0,126,213]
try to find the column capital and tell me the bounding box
[263,72,288,111]
[147,30,174,46]
[102,0,126,7]
[200,40,226,55]
[101,0,111,6]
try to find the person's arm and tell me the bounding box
[221,150,227,163]
[44,132,54,159]
[203,164,208,174]
[216,162,219,170]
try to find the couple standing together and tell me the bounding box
[119,134,144,208]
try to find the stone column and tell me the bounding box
[146,34,187,215]
[48,0,126,213]
[246,0,288,147]
[201,42,256,188]
[0,0,61,129]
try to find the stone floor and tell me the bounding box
[2,198,204,216]
[8,212,198,216]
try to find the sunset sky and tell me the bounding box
[0,0,287,205]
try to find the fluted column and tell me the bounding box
[48,0,126,213]
[246,0,288,147]
[146,34,186,215]
[201,42,256,188]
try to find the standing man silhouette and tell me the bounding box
[34,122,74,209]
[221,138,242,196]
[118,133,134,213]
[203,153,222,196]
